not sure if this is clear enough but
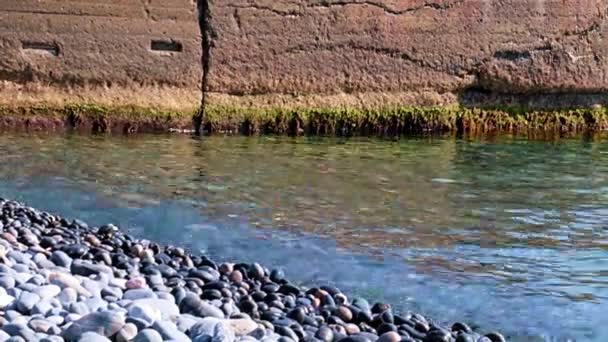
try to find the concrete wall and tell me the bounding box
[205,0,608,108]
[0,0,201,111]
[1,0,607,113]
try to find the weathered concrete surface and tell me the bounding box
[0,0,201,112]
[205,0,608,109]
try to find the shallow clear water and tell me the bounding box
[0,133,607,341]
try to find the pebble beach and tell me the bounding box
[0,199,505,342]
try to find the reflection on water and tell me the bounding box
[0,133,607,341]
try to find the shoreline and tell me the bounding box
[0,103,607,136]
[0,198,505,342]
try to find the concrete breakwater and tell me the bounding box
[0,0,607,134]
[0,198,507,342]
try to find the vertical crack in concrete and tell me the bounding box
[195,0,213,135]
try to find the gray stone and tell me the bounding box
[59,288,78,305]
[189,318,235,342]
[71,260,113,277]
[0,276,16,289]
[18,283,38,293]
[28,318,55,333]
[41,336,65,342]
[152,321,191,341]
[84,297,108,313]
[62,311,125,341]
[127,303,161,327]
[229,319,258,337]
[156,292,174,302]
[238,337,258,342]
[47,315,64,326]
[123,289,157,301]
[101,286,123,299]
[1,323,37,341]
[32,300,54,316]
[69,302,90,315]
[81,279,102,298]
[115,323,138,342]
[131,298,180,321]
[13,273,32,285]
[7,287,22,299]
[0,293,15,309]
[50,251,72,268]
[177,314,202,333]
[49,272,90,297]
[77,332,112,342]
[5,310,22,321]
[16,291,40,314]
[64,314,82,324]
[179,294,224,319]
[133,329,163,342]
[0,330,9,342]
[5,337,26,342]
[7,251,30,265]
[35,285,62,300]
[12,265,30,274]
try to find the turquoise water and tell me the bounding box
[0,133,607,341]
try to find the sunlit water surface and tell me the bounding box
[0,133,607,341]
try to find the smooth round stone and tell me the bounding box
[377,332,400,342]
[228,319,258,336]
[32,301,54,316]
[5,337,26,342]
[58,288,78,305]
[336,336,371,342]
[315,326,334,342]
[34,285,61,300]
[131,299,180,321]
[451,322,472,333]
[151,321,191,341]
[69,302,90,315]
[179,293,225,319]
[0,276,16,289]
[0,331,10,341]
[2,323,38,341]
[484,332,506,342]
[62,311,125,341]
[344,324,361,335]
[189,317,236,342]
[46,315,64,326]
[49,273,90,297]
[133,329,164,342]
[124,289,157,301]
[16,291,41,314]
[40,337,64,342]
[176,314,202,333]
[275,326,298,342]
[454,334,476,342]
[77,332,112,342]
[127,303,161,327]
[0,293,15,309]
[116,323,138,342]
[84,297,108,313]
[28,318,55,333]
[71,260,113,277]
[50,251,72,268]
[337,306,353,322]
[126,278,148,290]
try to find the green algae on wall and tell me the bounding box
[202,105,608,136]
[0,104,196,133]
[1,103,607,135]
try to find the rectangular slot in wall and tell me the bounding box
[150,40,183,53]
[21,42,59,56]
